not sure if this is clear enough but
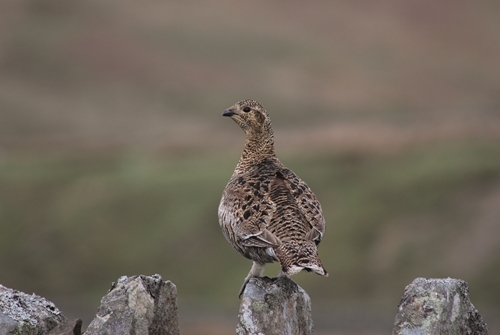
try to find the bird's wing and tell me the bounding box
[219,175,281,248]
[279,168,326,244]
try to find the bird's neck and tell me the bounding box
[235,131,276,173]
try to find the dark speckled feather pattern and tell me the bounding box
[218,100,327,282]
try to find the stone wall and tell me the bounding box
[0,275,490,335]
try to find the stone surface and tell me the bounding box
[393,277,489,335]
[236,276,313,335]
[0,283,66,335]
[84,274,179,335]
[47,319,82,335]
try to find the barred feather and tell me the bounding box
[218,100,328,296]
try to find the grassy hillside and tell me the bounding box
[1,0,499,153]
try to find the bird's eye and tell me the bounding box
[243,107,251,113]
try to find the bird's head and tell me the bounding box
[222,99,272,136]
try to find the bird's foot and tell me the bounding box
[239,261,266,298]
[238,278,250,299]
[277,271,287,277]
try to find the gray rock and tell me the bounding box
[47,319,82,335]
[0,311,18,335]
[0,284,66,335]
[393,277,489,335]
[84,274,179,335]
[236,276,313,335]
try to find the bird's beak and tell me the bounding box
[222,109,236,117]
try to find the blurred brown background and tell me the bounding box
[1,1,499,334]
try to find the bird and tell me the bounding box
[218,99,328,298]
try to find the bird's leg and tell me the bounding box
[238,261,265,298]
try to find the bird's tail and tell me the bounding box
[275,241,328,277]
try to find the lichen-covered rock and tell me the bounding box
[237,276,313,335]
[393,277,489,335]
[84,274,179,335]
[0,284,66,335]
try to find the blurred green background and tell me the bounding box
[1,1,499,334]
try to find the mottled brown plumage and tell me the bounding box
[218,99,328,297]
